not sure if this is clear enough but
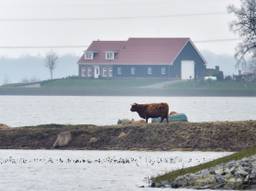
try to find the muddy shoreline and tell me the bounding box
[1,121,256,151]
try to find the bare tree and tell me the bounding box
[228,0,256,71]
[45,51,58,80]
[249,53,256,73]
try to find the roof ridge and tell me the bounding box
[92,40,126,42]
[128,37,190,40]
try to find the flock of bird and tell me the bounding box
[0,156,207,166]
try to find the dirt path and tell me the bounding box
[140,80,180,89]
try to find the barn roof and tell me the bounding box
[78,37,200,65]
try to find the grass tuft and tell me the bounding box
[153,146,256,183]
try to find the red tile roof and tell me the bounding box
[78,38,190,65]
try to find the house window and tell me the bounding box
[105,51,115,60]
[147,67,152,75]
[102,67,108,77]
[117,67,122,75]
[108,68,113,77]
[81,67,87,77]
[84,51,94,60]
[161,67,166,75]
[131,67,135,75]
[87,67,93,77]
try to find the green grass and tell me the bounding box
[153,146,256,184]
[165,80,256,90]
[2,78,256,96]
[39,77,167,88]
[2,77,256,90]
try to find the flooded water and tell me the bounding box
[0,150,231,191]
[0,96,255,127]
[0,96,248,190]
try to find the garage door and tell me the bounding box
[181,60,195,80]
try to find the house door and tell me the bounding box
[94,66,100,79]
[181,60,195,80]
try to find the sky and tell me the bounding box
[0,0,241,57]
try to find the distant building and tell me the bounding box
[233,70,256,82]
[78,38,206,80]
[205,66,224,80]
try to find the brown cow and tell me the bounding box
[130,103,169,123]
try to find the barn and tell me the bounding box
[78,38,206,80]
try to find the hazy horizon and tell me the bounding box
[0,0,240,57]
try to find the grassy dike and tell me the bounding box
[1,78,256,96]
[0,121,256,150]
[152,146,256,186]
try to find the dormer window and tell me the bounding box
[84,51,94,60]
[105,51,115,60]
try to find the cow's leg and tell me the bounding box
[166,115,169,123]
[146,117,148,123]
[160,117,164,123]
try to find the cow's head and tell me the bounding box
[130,103,138,112]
